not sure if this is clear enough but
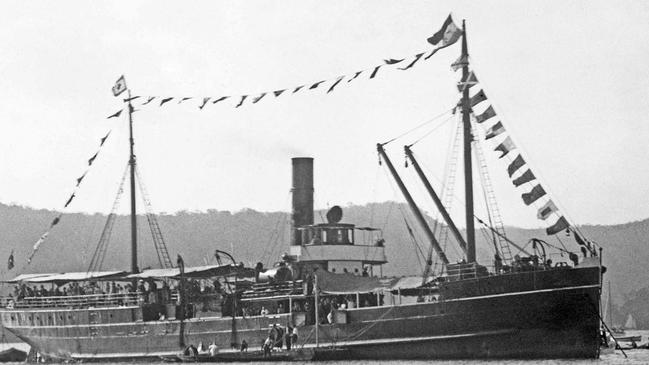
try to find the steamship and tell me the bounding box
[0,17,604,361]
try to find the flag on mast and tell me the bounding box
[485,121,505,140]
[112,76,127,97]
[507,155,526,177]
[7,250,14,270]
[537,200,558,220]
[546,216,569,235]
[522,184,546,205]
[428,15,463,46]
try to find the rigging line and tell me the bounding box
[553,235,569,252]
[380,107,454,146]
[408,114,457,147]
[87,163,130,273]
[368,164,382,228]
[380,167,428,268]
[475,217,531,256]
[415,149,527,253]
[259,192,290,264]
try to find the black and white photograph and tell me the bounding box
[0,1,648,363]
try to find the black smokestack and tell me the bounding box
[290,157,314,246]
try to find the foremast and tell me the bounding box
[126,90,139,273]
[460,20,476,263]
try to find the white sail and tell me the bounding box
[624,314,637,329]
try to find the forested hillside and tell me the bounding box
[1,201,647,327]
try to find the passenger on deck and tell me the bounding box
[291,301,301,312]
[291,327,298,347]
[285,326,293,350]
[240,339,248,352]
[262,337,272,357]
[208,341,218,356]
[277,303,285,314]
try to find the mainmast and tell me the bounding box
[127,90,138,273]
[460,20,476,263]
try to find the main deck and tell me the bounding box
[0,265,602,360]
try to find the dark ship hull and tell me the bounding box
[1,265,601,360]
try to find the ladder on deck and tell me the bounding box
[472,123,512,264]
[435,120,463,267]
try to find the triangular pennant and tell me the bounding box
[470,89,487,107]
[310,81,325,90]
[475,105,496,123]
[76,172,87,187]
[537,200,558,220]
[235,95,248,108]
[494,136,515,158]
[212,96,229,104]
[485,121,505,140]
[399,53,424,70]
[507,155,526,177]
[457,71,478,92]
[546,216,569,235]
[160,97,174,106]
[522,184,546,206]
[347,71,363,83]
[64,193,76,208]
[252,93,267,104]
[327,77,344,94]
[7,250,14,270]
[107,109,122,119]
[178,97,192,104]
[28,232,49,263]
[128,104,137,114]
[370,65,382,79]
[293,85,305,93]
[88,151,99,166]
[199,97,211,109]
[512,169,536,187]
[384,58,405,65]
[273,90,286,97]
[100,131,111,146]
[142,96,156,105]
[451,55,468,72]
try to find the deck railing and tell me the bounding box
[2,292,144,309]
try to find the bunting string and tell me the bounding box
[25,130,113,265]
[104,14,465,117]
[109,47,451,113]
[465,68,585,245]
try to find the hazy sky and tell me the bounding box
[1,1,648,229]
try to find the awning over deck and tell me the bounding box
[2,273,57,283]
[126,264,255,280]
[6,271,126,284]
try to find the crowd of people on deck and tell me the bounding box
[11,278,224,305]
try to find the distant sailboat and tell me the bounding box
[624,314,637,330]
[605,282,625,334]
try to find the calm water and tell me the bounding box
[2,331,648,364]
